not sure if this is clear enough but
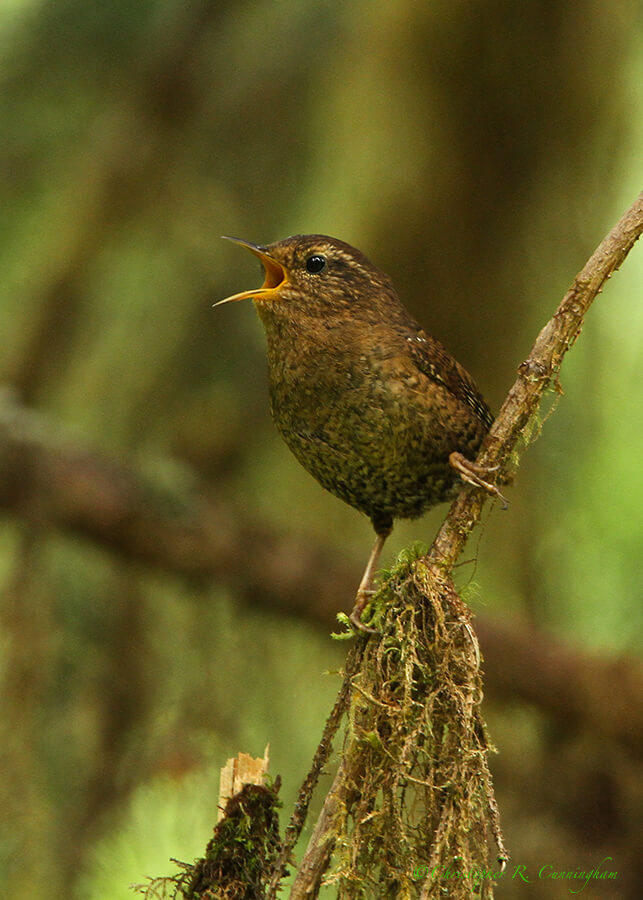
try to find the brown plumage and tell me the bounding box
[218,234,494,630]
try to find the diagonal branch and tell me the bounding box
[287,193,643,898]
[430,191,643,567]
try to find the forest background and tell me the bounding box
[0,1,642,898]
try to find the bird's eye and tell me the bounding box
[306,255,326,274]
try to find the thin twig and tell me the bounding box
[266,643,366,899]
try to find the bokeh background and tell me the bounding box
[1,1,642,898]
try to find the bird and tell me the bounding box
[216,234,498,631]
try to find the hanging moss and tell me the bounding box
[327,550,506,899]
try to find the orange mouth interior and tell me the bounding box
[215,237,288,306]
[260,255,286,291]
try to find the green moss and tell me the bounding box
[135,782,282,900]
[327,557,506,899]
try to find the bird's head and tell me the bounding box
[216,234,399,322]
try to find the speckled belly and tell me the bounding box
[269,363,485,524]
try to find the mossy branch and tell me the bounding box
[285,193,643,899]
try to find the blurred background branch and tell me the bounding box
[1,390,641,751]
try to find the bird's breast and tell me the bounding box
[258,313,488,522]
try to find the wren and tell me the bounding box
[217,235,495,631]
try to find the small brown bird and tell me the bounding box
[217,235,496,631]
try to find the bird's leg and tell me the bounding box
[449,451,508,509]
[349,531,389,633]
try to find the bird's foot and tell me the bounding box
[346,530,389,634]
[449,451,508,509]
[349,589,379,634]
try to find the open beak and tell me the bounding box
[215,236,287,306]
